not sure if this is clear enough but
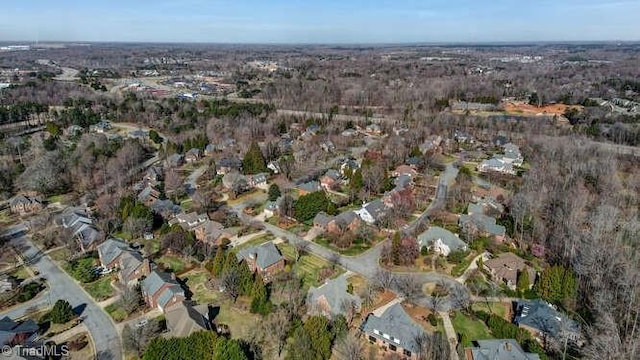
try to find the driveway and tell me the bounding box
[184,165,208,194]
[2,231,122,360]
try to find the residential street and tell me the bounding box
[2,229,122,360]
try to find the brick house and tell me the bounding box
[236,241,285,279]
[97,238,150,286]
[9,195,43,215]
[327,211,361,234]
[483,252,535,290]
[361,303,426,360]
[141,271,185,312]
[193,220,227,246]
[307,274,361,319]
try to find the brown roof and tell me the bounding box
[484,252,534,286]
[164,302,211,338]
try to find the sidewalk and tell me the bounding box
[455,251,490,284]
[438,311,460,360]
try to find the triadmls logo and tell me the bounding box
[16,345,70,358]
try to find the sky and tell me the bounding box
[1,0,639,43]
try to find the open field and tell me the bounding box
[504,101,582,116]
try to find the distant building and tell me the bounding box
[58,207,101,252]
[185,148,202,163]
[9,195,43,215]
[236,241,285,280]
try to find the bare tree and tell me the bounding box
[222,269,241,303]
[121,285,143,315]
[394,275,422,304]
[372,269,395,290]
[295,241,309,262]
[122,319,161,358]
[333,332,364,360]
[328,252,341,270]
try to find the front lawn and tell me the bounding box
[277,243,343,288]
[155,255,188,273]
[82,277,114,301]
[9,265,33,281]
[232,233,276,251]
[314,237,372,256]
[105,303,128,322]
[471,302,510,320]
[451,311,493,346]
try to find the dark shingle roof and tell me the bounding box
[469,339,540,360]
[141,271,179,298]
[307,275,361,317]
[361,303,425,354]
[514,299,580,339]
[97,238,130,266]
[236,241,283,270]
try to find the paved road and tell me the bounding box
[2,231,122,360]
[455,252,490,284]
[404,161,459,235]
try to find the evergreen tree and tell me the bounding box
[534,265,577,306]
[268,184,281,201]
[294,191,331,222]
[517,269,530,294]
[208,248,226,277]
[214,338,249,360]
[242,141,267,175]
[50,299,74,324]
[391,232,402,265]
[350,168,363,191]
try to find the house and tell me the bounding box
[420,136,443,154]
[361,303,426,359]
[417,227,468,256]
[97,238,150,285]
[320,140,336,153]
[365,124,382,136]
[513,299,580,344]
[236,241,285,279]
[204,144,217,156]
[459,213,506,242]
[128,129,149,140]
[320,169,342,191]
[137,185,161,207]
[150,200,182,219]
[393,174,413,192]
[165,301,212,338]
[185,148,202,163]
[144,166,164,186]
[264,197,283,218]
[0,316,39,347]
[9,195,43,215]
[296,181,320,196]
[313,212,333,231]
[193,220,226,246]
[307,274,361,319]
[65,124,83,136]
[341,128,358,137]
[168,212,209,231]
[468,197,504,218]
[267,160,281,174]
[90,120,112,133]
[58,207,101,252]
[247,173,268,190]
[355,199,389,225]
[464,339,540,360]
[454,130,473,144]
[483,253,535,290]
[501,143,524,166]
[0,276,17,293]
[217,157,242,175]
[393,165,418,178]
[165,153,184,168]
[327,211,361,234]
[141,271,185,312]
[478,159,515,175]
[493,135,508,147]
[339,158,360,177]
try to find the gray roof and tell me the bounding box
[324,169,341,180]
[10,195,41,207]
[0,316,38,346]
[313,212,333,227]
[297,181,320,193]
[361,303,425,354]
[119,251,145,281]
[469,339,540,360]
[514,299,580,339]
[334,211,359,227]
[460,213,506,237]
[141,271,179,298]
[165,302,211,337]
[150,200,182,217]
[236,241,283,270]
[308,275,361,317]
[417,226,467,252]
[97,238,130,266]
[157,285,184,310]
[364,199,388,221]
[394,174,412,190]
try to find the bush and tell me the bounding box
[427,313,438,326]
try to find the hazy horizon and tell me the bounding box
[1,0,639,44]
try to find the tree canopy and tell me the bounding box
[242,141,267,175]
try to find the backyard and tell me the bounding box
[154,254,190,273]
[451,311,493,346]
[471,302,510,320]
[181,269,219,305]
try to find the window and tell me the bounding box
[368,336,376,343]
[403,349,412,357]
[389,344,397,352]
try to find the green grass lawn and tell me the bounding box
[47,195,64,203]
[113,231,133,241]
[215,301,261,340]
[277,243,343,288]
[232,233,276,251]
[155,255,188,273]
[48,248,71,262]
[105,303,128,322]
[182,269,220,305]
[451,311,493,346]
[472,302,509,319]
[82,276,114,301]
[314,237,372,256]
[9,265,33,281]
